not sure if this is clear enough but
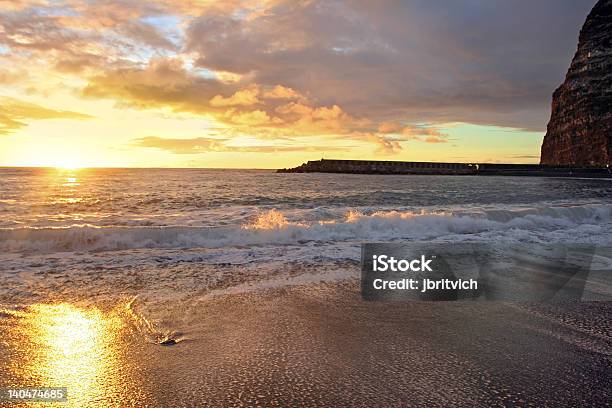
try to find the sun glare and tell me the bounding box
[29,146,92,169]
[50,157,87,170]
[54,160,85,169]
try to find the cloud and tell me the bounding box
[0,96,93,135]
[377,122,402,134]
[0,1,47,12]
[210,85,261,107]
[81,58,365,136]
[133,136,227,154]
[0,9,87,52]
[263,85,301,99]
[80,57,443,155]
[377,122,449,144]
[274,102,351,132]
[184,0,593,131]
[347,132,402,155]
[82,57,222,113]
[0,1,179,74]
[118,20,177,50]
[210,84,302,107]
[400,125,449,144]
[133,135,348,154]
[223,108,278,126]
[0,0,596,157]
[0,67,28,83]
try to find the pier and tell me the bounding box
[277,159,612,178]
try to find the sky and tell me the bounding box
[0,0,596,168]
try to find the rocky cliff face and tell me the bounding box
[540,0,612,166]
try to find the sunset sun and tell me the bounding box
[47,155,88,170]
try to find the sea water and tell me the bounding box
[1,167,612,305]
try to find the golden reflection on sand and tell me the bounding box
[17,304,124,407]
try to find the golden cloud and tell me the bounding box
[377,121,402,134]
[263,85,301,99]
[0,67,28,84]
[77,57,450,155]
[376,121,449,144]
[210,84,261,107]
[223,108,281,126]
[274,102,350,133]
[346,132,402,155]
[0,96,93,135]
[210,84,302,107]
[133,135,349,154]
[81,58,361,135]
[401,125,449,143]
[0,0,47,12]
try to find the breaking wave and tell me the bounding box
[1,204,611,253]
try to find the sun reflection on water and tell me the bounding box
[15,304,124,407]
[34,168,88,207]
[63,176,79,186]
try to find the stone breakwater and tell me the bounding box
[278,159,612,178]
[540,0,612,166]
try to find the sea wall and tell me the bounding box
[278,159,612,178]
[279,159,475,175]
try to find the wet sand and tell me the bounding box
[1,281,611,407]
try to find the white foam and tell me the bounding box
[1,204,611,253]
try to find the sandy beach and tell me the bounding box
[134,283,612,407]
[2,279,609,407]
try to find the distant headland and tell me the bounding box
[541,0,612,166]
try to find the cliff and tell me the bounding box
[540,0,612,165]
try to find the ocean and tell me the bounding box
[1,167,612,302]
[2,167,612,245]
[0,168,611,406]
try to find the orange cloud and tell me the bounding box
[210,84,261,107]
[133,135,348,154]
[378,121,402,133]
[151,0,284,19]
[223,108,280,126]
[401,125,449,143]
[347,132,402,155]
[210,84,302,107]
[133,136,227,153]
[274,102,352,133]
[82,57,216,112]
[0,0,46,11]
[0,67,28,84]
[81,58,363,136]
[0,96,93,135]
[376,121,449,143]
[263,85,301,99]
[75,55,443,156]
